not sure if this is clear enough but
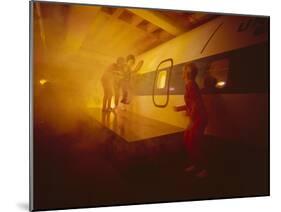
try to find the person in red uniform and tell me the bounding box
[174,63,208,178]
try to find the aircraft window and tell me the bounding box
[156,70,167,89]
[152,59,174,108]
[202,58,229,92]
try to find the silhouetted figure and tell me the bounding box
[202,75,217,93]
[113,57,125,108]
[101,57,127,112]
[101,65,113,112]
[174,63,208,178]
[120,54,136,107]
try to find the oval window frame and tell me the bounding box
[152,58,174,108]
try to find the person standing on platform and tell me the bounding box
[101,64,114,112]
[112,57,125,109]
[174,63,208,178]
[101,58,124,112]
[120,54,136,109]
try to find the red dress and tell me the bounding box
[184,81,208,166]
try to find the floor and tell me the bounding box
[88,108,184,142]
[33,108,269,211]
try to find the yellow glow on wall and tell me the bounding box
[157,70,167,89]
[39,79,47,85]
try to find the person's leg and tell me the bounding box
[102,82,108,111]
[125,81,130,104]
[106,86,113,111]
[123,90,128,103]
[184,129,196,172]
[107,94,112,111]
[114,82,120,108]
[196,126,207,168]
[184,120,207,175]
[119,80,127,110]
[102,95,108,111]
[121,80,129,104]
[191,121,208,178]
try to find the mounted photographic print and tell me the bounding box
[30,0,269,211]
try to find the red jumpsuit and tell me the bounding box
[184,81,208,167]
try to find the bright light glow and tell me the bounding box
[39,79,47,85]
[216,81,226,88]
[157,71,167,89]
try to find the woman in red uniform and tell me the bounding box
[174,63,208,178]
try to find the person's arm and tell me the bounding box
[174,105,186,112]
[131,60,144,73]
[174,83,189,113]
